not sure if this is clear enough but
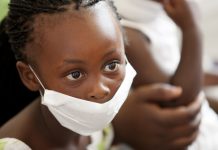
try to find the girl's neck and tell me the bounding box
[34,98,91,149]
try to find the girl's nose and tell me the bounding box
[87,80,110,103]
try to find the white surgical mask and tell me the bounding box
[29,62,136,136]
[114,0,164,23]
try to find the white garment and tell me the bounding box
[120,18,181,75]
[0,128,113,150]
[114,0,218,149]
[0,138,31,150]
[114,0,181,75]
[188,100,218,150]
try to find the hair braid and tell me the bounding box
[6,0,121,61]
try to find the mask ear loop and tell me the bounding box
[28,65,46,96]
[125,55,128,65]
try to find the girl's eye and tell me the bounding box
[66,71,83,81]
[104,61,120,72]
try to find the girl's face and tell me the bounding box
[24,2,125,103]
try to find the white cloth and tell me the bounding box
[87,124,114,150]
[120,18,181,75]
[0,126,114,150]
[0,138,31,150]
[114,0,218,149]
[188,100,218,150]
[114,0,181,75]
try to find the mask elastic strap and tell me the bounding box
[28,65,46,90]
[125,55,129,64]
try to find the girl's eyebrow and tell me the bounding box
[62,49,117,65]
[103,49,116,59]
[56,59,85,71]
[63,59,85,64]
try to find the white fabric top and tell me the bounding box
[114,0,181,75]
[0,138,31,150]
[0,125,114,150]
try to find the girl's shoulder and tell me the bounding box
[0,138,31,150]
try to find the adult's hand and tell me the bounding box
[113,83,203,150]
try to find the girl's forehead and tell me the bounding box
[27,2,123,64]
[33,1,117,40]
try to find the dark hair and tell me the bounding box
[5,0,120,62]
[0,18,39,126]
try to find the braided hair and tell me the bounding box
[6,0,120,62]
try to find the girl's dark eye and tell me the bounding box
[104,61,120,72]
[66,71,83,81]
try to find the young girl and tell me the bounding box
[0,0,136,149]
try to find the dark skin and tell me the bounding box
[204,73,218,86]
[0,2,126,149]
[113,84,203,150]
[163,0,202,106]
[113,0,203,149]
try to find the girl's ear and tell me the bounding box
[16,61,40,91]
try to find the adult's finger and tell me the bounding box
[169,129,199,150]
[134,83,182,102]
[155,92,204,127]
[164,111,201,141]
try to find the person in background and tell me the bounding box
[113,0,218,149]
